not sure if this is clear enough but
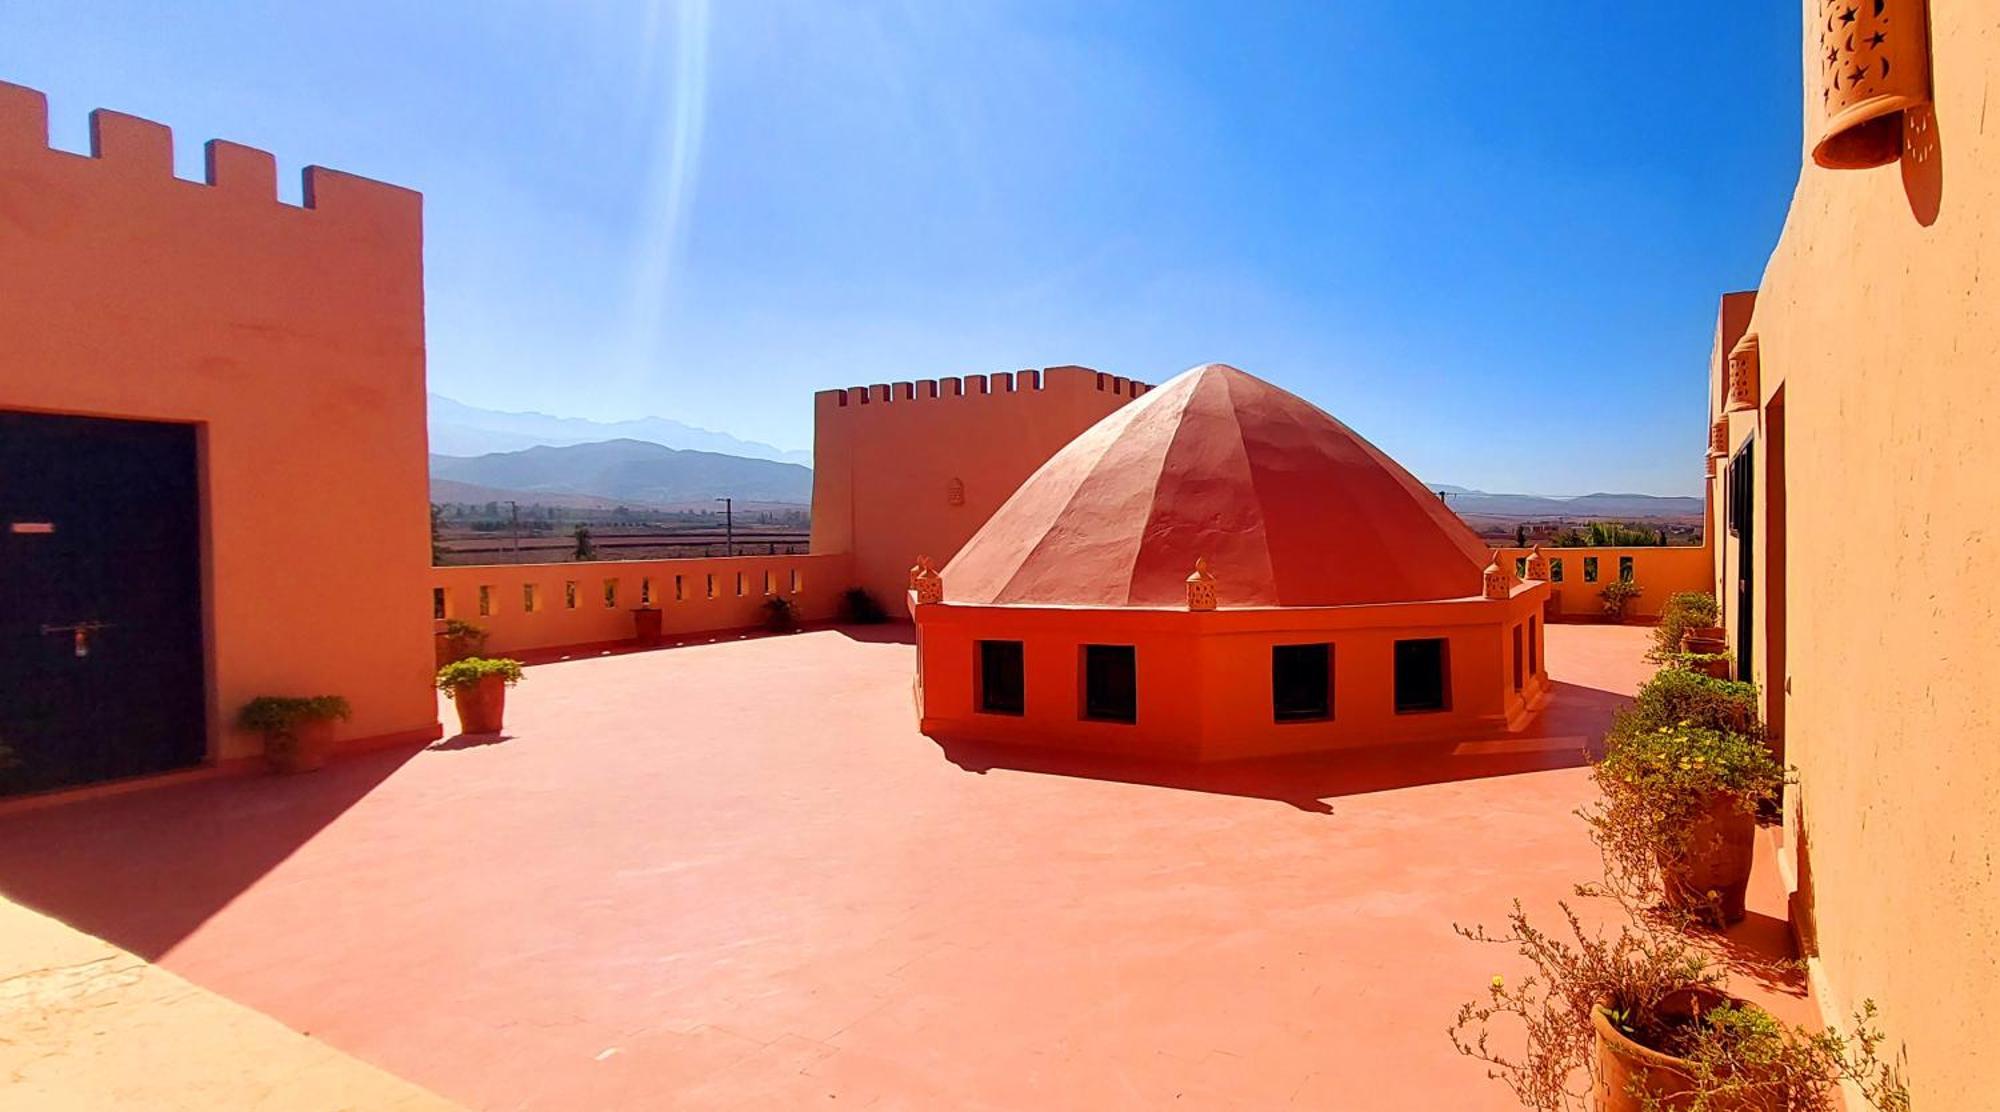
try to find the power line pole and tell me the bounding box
[715,496,733,557]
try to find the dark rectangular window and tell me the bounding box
[1081,644,1137,723]
[977,640,1025,715]
[1583,557,1599,583]
[1394,638,1450,714]
[1511,625,1524,692]
[1618,555,1635,582]
[1514,557,1527,578]
[1272,643,1333,722]
[1550,558,1564,583]
[1528,616,1539,675]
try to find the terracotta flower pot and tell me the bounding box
[452,674,508,735]
[1658,794,1757,926]
[632,606,664,646]
[1680,627,1729,655]
[265,717,336,774]
[1593,989,1779,1112]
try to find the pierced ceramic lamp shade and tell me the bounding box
[1812,0,1932,169]
[1727,334,1760,413]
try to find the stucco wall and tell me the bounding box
[0,83,438,761]
[810,367,1145,609]
[432,552,853,655]
[1718,5,2000,1103]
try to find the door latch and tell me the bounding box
[39,620,113,658]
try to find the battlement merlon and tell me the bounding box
[0,80,420,232]
[813,365,1153,414]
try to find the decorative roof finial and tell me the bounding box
[910,555,943,605]
[1483,552,1514,600]
[1185,556,1217,611]
[1524,545,1550,581]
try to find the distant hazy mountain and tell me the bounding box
[1426,486,1703,519]
[429,394,812,467]
[431,439,813,505]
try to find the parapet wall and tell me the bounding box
[1492,545,1712,621]
[432,553,853,656]
[810,365,1149,608]
[0,81,435,761]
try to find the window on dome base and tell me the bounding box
[977,640,1025,716]
[1394,638,1450,714]
[1081,644,1137,724]
[1272,643,1333,723]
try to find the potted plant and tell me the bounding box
[761,595,797,632]
[1452,903,1908,1111]
[1652,592,1722,664]
[435,618,489,668]
[1587,719,1785,926]
[1599,579,1644,623]
[840,587,888,624]
[631,604,664,646]
[436,657,523,735]
[237,695,351,773]
[1672,650,1735,681]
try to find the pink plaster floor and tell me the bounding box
[0,624,1806,1110]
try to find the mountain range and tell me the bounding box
[1428,486,1703,519]
[431,439,813,507]
[429,394,812,466]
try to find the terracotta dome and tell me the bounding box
[942,364,1489,609]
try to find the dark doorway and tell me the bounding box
[1729,437,1756,684]
[1271,643,1332,722]
[1080,644,1137,724]
[976,640,1025,716]
[1393,638,1450,714]
[0,411,205,795]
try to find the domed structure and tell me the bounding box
[944,364,1488,609]
[910,363,1549,763]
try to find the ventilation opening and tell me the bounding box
[1394,638,1450,714]
[1272,643,1333,723]
[1081,644,1137,724]
[1511,626,1524,693]
[977,640,1025,716]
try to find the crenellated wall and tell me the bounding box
[810,365,1149,608]
[0,81,438,762]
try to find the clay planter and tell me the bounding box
[435,631,485,668]
[632,606,664,646]
[1680,627,1729,655]
[264,718,336,774]
[1658,794,1757,926]
[1593,989,1779,1112]
[452,674,509,735]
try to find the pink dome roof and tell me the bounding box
[941,364,1490,609]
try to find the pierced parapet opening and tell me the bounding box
[1812,0,1932,169]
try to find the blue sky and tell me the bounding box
[2,3,1801,494]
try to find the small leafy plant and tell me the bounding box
[1621,668,1761,739]
[762,595,797,632]
[1650,591,1721,664]
[1599,579,1644,618]
[438,618,489,664]
[840,587,888,624]
[435,656,524,694]
[237,695,352,737]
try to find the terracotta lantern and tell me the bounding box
[1185,557,1217,611]
[1727,333,1761,413]
[1705,454,1718,478]
[1482,554,1514,601]
[946,477,966,506]
[1812,0,1932,169]
[910,556,944,605]
[1710,418,1729,457]
[1524,545,1550,581]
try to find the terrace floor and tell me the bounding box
[0,624,1807,1110]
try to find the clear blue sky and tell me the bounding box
[2,3,1801,495]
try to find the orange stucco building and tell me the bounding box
[1702,1,1999,1101]
[0,82,439,793]
[911,364,1549,760]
